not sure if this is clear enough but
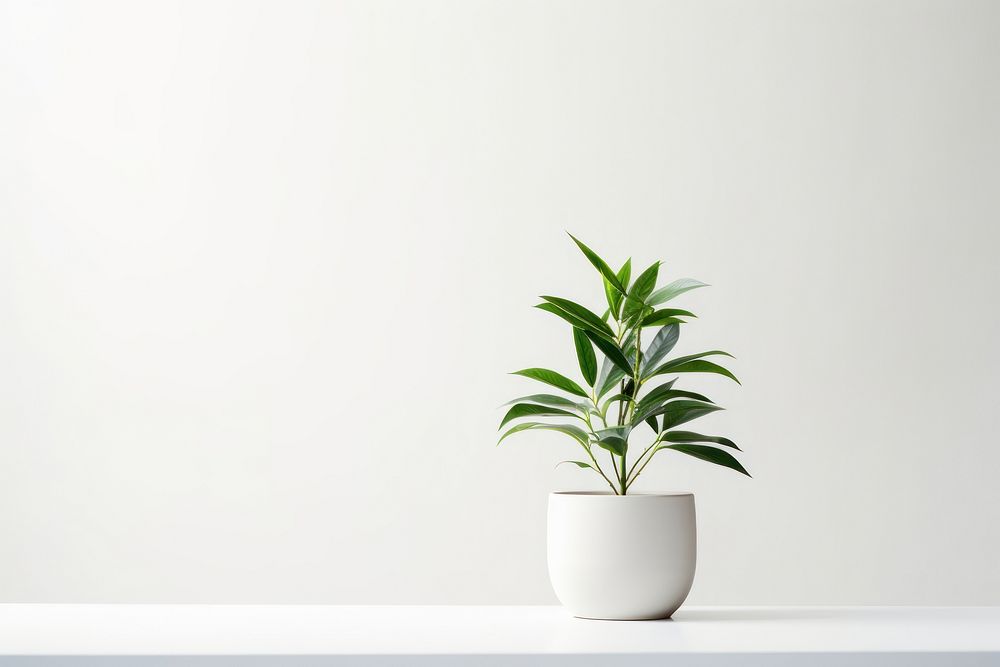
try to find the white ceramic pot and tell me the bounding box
[547,492,696,620]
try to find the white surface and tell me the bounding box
[2,605,999,665]
[2,0,1000,607]
[548,493,696,619]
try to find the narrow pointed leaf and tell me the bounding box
[512,368,589,397]
[659,350,735,368]
[503,394,586,411]
[568,234,626,295]
[540,296,616,340]
[659,444,750,476]
[633,389,714,424]
[647,278,709,306]
[536,302,598,335]
[535,303,614,343]
[652,359,740,384]
[595,437,627,457]
[641,309,695,327]
[498,421,590,446]
[645,415,659,434]
[572,327,598,386]
[662,430,740,451]
[556,460,596,470]
[585,331,634,376]
[604,258,632,319]
[594,425,630,457]
[595,340,635,398]
[641,399,723,431]
[640,324,680,375]
[499,403,579,429]
[600,393,634,414]
[622,261,660,322]
[597,360,627,399]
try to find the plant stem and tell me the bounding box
[582,410,618,494]
[619,455,627,495]
[586,446,619,495]
[626,434,664,488]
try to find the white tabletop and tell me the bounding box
[2,605,998,665]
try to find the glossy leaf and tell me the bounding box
[499,403,579,429]
[643,399,723,431]
[647,278,709,306]
[600,393,634,412]
[594,426,630,457]
[652,359,740,384]
[640,324,680,376]
[595,437,627,457]
[585,331,634,376]
[604,258,632,320]
[498,421,590,446]
[622,261,660,322]
[568,234,626,295]
[596,360,627,399]
[633,389,714,424]
[535,302,597,335]
[662,430,740,451]
[556,460,596,470]
[512,368,589,397]
[659,444,750,476]
[539,296,616,340]
[641,308,695,327]
[572,327,598,387]
[658,350,735,367]
[503,394,586,411]
[645,415,660,434]
[595,337,635,398]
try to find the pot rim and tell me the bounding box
[551,491,693,498]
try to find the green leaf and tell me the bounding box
[622,261,660,322]
[604,258,632,320]
[536,302,597,334]
[617,259,633,291]
[499,403,580,429]
[594,426,630,457]
[585,331,634,377]
[572,327,598,387]
[645,415,659,434]
[597,362,627,399]
[647,278,709,306]
[539,296,616,340]
[651,359,740,384]
[600,393,634,412]
[633,388,714,424]
[556,460,597,471]
[662,430,740,451]
[568,233,627,295]
[659,444,750,476]
[641,309,696,327]
[596,437,627,457]
[640,324,679,375]
[512,368,589,397]
[641,399,723,431]
[503,394,586,411]
[659,350,735,367]
[595,340,635,398]
[498,422,590,446]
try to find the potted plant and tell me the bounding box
[499,234,750,620]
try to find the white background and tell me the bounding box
[1,0,998,605]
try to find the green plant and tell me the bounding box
[499,234,749,494]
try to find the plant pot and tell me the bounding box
[547,491,696,620]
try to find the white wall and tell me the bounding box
[2,0,999,605]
